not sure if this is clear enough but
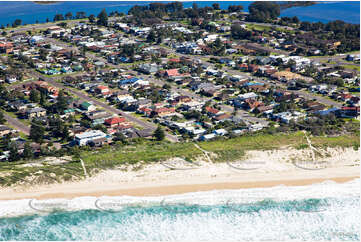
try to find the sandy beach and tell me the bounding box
[0,146,359,200]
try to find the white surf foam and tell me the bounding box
[0,178,359,218]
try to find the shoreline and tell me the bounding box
[0,146,359,201]
[0,173,358,201]
[14,176,361,200]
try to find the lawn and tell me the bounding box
[246,23,272,32]
[342,64,360,72]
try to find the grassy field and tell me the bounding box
[342,64,360,72]
[0,131,359,187]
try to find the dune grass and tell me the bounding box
[0,131,359,187]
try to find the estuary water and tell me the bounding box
[0,1,359,27]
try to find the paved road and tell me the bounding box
[3,113,30,135]
[29,70,179,142]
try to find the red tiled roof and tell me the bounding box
[205,106,219,114]
[341,106,360,111]
[169,58,180,63]
[214,113,231,121]
[154,107,175,113]
[97,85,109,90]
[139,107,152,112]
[165,69,180,77]
[105,117,126,125]
[0,42,13,48]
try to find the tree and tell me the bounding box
[192,3,198,10]
[146,30,157,43]
[228,5,243,13]
[76,11,86,19]
[162,83,171,90]
[53,14,65,22]
[153,126,165,141]
[0,111,5,124]
[29,120,45,143]
[65,12,73,20]
[12,19,22,27]
[88,14,96,23]
[58,22,67,28]
[22,142,33,159]
[214,37,222,48]
[97,9,108,26]
[29,89,41,103]
[231,24,252,39]
[81,45,86,57]
[212,3,220,10]
[113,132,128,144]
[8,142,20,162]
[55,90,68,114]
[61,124,70,141]
[39,92,47,106]
[39,48,48,61]
[248,1,280,22]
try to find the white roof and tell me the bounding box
[203,133,216,139]
[238,92,258,100]
[214,129,228,135]
[75,130,106,139]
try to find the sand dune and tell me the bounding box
[0,147,359,200]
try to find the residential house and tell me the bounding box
[80,101,97,112]
[25,107,46,119]
[272,111,305,123]
[5,75,17,84]
[0,125,13,136]
[213,113,232,122]
[104,116,127,128]
[243,99,263,111]
[165,69,180,78]
[0,42,13,54]
[86,110,112,126]
[95,85,111,97]
[74,130,107,146]
[336,106,360,118]
[153,107,176,117]
[205,106,221,117]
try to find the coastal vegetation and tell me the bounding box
[0,131,359,187]
[33,1,59,5]
[278,1,316,10]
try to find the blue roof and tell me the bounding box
[119,77,139,85]
[243,82,264,87]
[315,107,339,116]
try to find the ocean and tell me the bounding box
[0,178,359,241]
[0,1,359,27]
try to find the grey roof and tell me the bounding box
[26,107,46,113]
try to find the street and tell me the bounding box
[3,113,30,135]
[30,70,179,142]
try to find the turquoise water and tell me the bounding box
[0,179,359,241]
[0,1,359,26]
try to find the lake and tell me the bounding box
[0,1,359,27]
